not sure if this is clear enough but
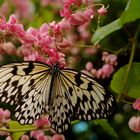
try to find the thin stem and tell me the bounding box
[117,23,140,103]
[0,126,50,133]
[0,127,38,133]
[74,44,98,48]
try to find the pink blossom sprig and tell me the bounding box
[34,115,50,129]
[0,108,11,127]
[0,14,72,67]
[60,0,108,26]
[83,52,117,79]
[0,108,11,139]
[133,98,140,111]
[128,98,140,133]
[31,130,65,140]
[128,116,140,133]
[0,0,34,20]
[60,0,94,25]
[97,5,108,16]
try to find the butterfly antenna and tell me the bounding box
[48,57,54,66]
[37,48,52,65]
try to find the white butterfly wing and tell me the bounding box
[0,62,52,124]
[59,69,116,120]
[48,73,74,133]
[49,68,116,133]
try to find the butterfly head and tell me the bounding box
[51,62,60,75]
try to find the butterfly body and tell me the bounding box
[0,62,116,133]
[48,62,60,107]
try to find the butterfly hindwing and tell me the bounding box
[59,69,116,120]
[48,73,73,133]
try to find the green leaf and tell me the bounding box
[92,0,140,45]
[94,119,118,138]
[110,62,140,98]
[120,0,140,25]
[91,19,122,45]
[9,121,36,140]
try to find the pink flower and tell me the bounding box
[102,53,117,66]
[59,19,71,30]
[1,42,16,55]
[7,14,25,38]
[24,53,38,61]
[63,0,76,5]
[0,2,9,15]
[3,109,11,118]
[74,0,82,7]
[60,4,72,18]
[34,115,50,128]
[39,23,50,35]
[102,64,114,78]
[8,14,17,24]
[11,0,34,20]
[37,134,49,140]
[84,8,94,19]
[0,14,7,30]
[5,136,12,140]
[86,61,93,71]
[57,39,72,49]
[128,116,140,133]
[26,27,38,39]
[84,47,97,55]
[96,69,102,78]
[90,68,96,76]
[133,98,140,111]
[69,8,93,25]
[97,5,107,16]
[30,130,44,139]
[77,22,90,40]
[0,131,9,136]
[96,64,114,79]
[21,135,30,140]
[102,51,109,61]
[52,134,65,140]
[0,108,11,124]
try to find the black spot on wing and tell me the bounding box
[75,72,83,86]
[87,82,93,91]
[12,66,18,75]
[82,94,88,102]
[69,87,73,96]
[23,62,34,75]
[11,80,18,87]
[29,79,35,86]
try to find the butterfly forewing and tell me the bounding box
[0,62,52,124]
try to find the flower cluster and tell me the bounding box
[0,108,11,139]
[60,0,94,25]
[0,0,34,20]
[0,14,72,67]
[34,115,50,129]
[30,131,65,140]
[0,108,10,127]
[128,98,140,133]
[83,51,117,78]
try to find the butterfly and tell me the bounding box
[0,61,116,133]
